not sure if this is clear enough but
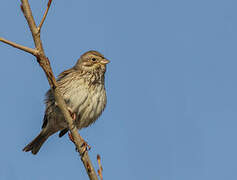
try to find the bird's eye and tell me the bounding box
[92,58,96,61]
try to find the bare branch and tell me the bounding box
[38,0,52,32]
[16,1,100,180]
[0,37,38,55]
[1,1,100,179]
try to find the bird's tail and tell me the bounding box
[23,130,50,155]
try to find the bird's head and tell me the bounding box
[75,50,109,73]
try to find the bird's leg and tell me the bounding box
[68,108,77,121]
[68,132,74,142]
[68,108,91,154]
[66,108,91,153]
[67,108,76,143]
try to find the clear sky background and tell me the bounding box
[1,0,237,180]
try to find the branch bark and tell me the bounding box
[0,37,38,55]
[1,1,99,180]
[38,0,52,31]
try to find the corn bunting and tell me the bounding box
[23,50,109,154]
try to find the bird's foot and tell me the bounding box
[68,132,91,154]
[77,139,91,155]
[81,139,91,152]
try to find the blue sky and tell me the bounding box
[1,0,237,179]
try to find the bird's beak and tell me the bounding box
[100,58,110,65]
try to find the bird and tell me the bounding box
[23,50,109,155]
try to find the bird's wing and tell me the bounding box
[57,68,75,80]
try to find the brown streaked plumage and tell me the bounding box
[23,50,109,154]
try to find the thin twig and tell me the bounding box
[97,154,103,180]
[0,37,38,55]
[38,0,52,31]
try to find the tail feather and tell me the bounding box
[23,131,50,155]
